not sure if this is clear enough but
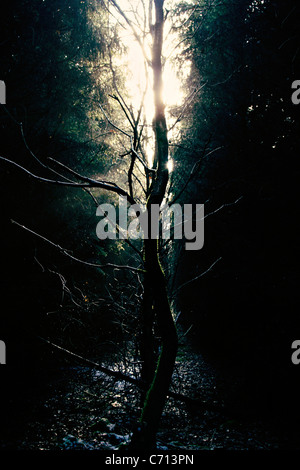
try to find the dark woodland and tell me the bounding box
[0,0,300,455]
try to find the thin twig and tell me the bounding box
[36,334,223,411]
[172,257,222,297]
[10,219,145,273]
[0,156,135,204]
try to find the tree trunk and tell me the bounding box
[139,268,156,395]
[130,0,178,450]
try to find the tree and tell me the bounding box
[169,0,300,423]
[2,0,299,451]
[0,0,121,350]
[128,1,178,449]
[0,0,181,450]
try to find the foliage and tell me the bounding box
[0,0,127,358]
[171,0,300,420]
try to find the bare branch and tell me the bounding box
[99,103,132,138]
[107,45,136,128]
[47,156,118,188]
[160,194,243,254]
[168,83,207,133]
[36,335,222,412]
[172,257,223,297]
[132,170,147,196]
[20,123,102,206]
[109,93,136,132]
[169,145,222,206]
[10,219,145,273]
[204,196,243,220]
[99,104,154,175]
[37,334,142,386]
[0,155,135,204]
[108,0,150,64]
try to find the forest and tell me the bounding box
[0,0,300,455]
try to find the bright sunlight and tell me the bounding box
[108,0,190,169]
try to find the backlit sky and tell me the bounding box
[107,0,191,168]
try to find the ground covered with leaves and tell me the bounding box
[1,341,295,452]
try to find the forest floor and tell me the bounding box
[1,339,295,452]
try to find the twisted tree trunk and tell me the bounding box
[130,0,178,450]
